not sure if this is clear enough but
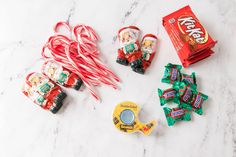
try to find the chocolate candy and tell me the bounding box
[42,60,83,90]
[173,81,208,115]
[22,72,67,113]
[180,92,208,115]
[158,88,177,106]
[161,63,182,84]
[163,107,191,126]
[162,5,217,67]
[181,72,196,85]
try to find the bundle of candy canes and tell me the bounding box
[22,22,119,113]
[117,26,158,74]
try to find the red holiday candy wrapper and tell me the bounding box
[42,60,83,90]
[139,34,158,73]
[22,72,66,113]
[117,26,142,70]
[162,5,217,67]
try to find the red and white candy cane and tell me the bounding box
[42,22,120,101]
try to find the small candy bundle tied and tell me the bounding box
[117,26,158,74]
[162,5,217,67]
[158,63,208,126]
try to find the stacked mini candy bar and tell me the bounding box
[158,63,208,126]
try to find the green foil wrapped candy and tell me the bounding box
[158,88,177,106]
[161,63,182,84]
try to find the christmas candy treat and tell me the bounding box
[163,107,191,126]
[180,92,208,115]
[22,72,67,113]
[181,72,196,85]
[113,101,156,135]
[161,63,182,84]
[132,34,158,74]
[42,60,83,90]
[117,26,143,72]
[162,5,217,67]
[173,80,197,104]
[158,88,177,106]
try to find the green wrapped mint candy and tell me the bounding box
[163,107,191,126]
[161,63,182,84]
[181,72,196,85]
[158,88,177,106]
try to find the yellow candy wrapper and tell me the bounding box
[112,101,156,135]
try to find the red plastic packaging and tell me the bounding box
[162,5,217,67]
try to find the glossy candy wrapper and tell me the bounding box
[42,60,83,90]
[181,72,196,85]
[133,34,158,74]
[117,26,142,70]
[161,63,182,84]
[158,88,177,106]
[162,5,217,67]
[173,81,208,115]
[163,107,191,126]
[22,72,67,113]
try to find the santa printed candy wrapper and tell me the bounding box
[42,60,83,90]
[132,34,157,74]
[22,72,67,113]
[163,107,191,126]
[161,63,182,84]
[158,88,177,106]
[117,26,143,71]
[181,72,196,85]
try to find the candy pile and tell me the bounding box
[22,22,119,113]
[158,63,208,126]
[117,26,158,74]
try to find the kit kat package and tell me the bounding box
[162,5,217,67]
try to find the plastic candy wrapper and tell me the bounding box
[173,81,208,115]
[161,63,182,84]
[133,34,158,74]
[117,26,142,70]
[181,72,196,85]
[158,88,177,106]
[42,60,83,90]
[163,107,191,126]
[22,72,67,113]
[162,5,217,67]
[180,93,208,115]
[113,101,156,135]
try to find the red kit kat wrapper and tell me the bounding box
[162,5,217,67]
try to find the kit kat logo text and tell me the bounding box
[177,16,208,44]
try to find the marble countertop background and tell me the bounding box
[0,0,236,157]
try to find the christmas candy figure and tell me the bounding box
[132,34,158,74]
[117,26,142,70]
[22,72,67,113]
[42,60,83,90]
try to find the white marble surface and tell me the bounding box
[0,0,236,157]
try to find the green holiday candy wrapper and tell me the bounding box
[158,88,178,106]
[180,92,208,115]
[161,63,182,84]
[181,72,196,85]
[163,107,191,126]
